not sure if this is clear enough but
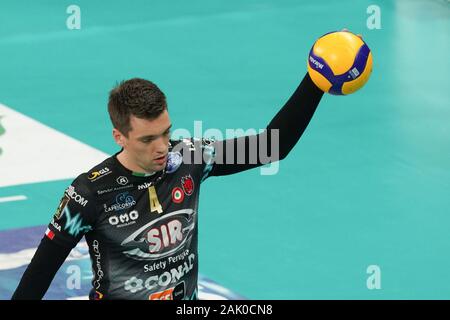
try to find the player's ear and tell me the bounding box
[112,128,125,147]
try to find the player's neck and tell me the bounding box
[116,149,156,176]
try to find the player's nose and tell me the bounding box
[154,136,168,154]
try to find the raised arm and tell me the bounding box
[207,72,324,177]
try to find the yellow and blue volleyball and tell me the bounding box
[307,31,373,95]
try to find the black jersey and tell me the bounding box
[46,138,215,300]
[12,73,324,300]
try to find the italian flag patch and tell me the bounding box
[45,228,55,240]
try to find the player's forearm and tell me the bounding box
[208,73,323,177]
[265,72,323,161]
[11,237,71,300]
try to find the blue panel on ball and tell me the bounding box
[309,42,370,95]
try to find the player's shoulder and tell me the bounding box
[69,156,117,196]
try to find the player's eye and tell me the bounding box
[140,130,170,144]
[141,138,155,144]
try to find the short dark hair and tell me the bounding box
[108,78,167,136]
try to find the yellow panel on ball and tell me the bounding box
[313,32,365,76]
[307,66,333,93]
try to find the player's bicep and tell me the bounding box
[45,181,95,248]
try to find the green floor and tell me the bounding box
[1,0,449,299]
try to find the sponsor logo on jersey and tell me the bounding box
[171,281,186,300]
[54,194,70,220]
[172,187,184,204]
[124,254,195,293]
[92,240,103,290]
[143,249,190,273]
[144,260,166,273]
[117,176,129,186]
[97,183,134,195]
[121,209,196,260]
[149,282,185,300]
[65,209,92,237]
[108,210,139,228]
[88,167,112,182]
[166,151,182,174]
[65,185,88,207]
[45,206,92,239]
[103,192,136,213]
[138,182,153,191]
[50,219,62,232]
[57,205,92,237]
[181,175,194,196]
[149,287,174,300]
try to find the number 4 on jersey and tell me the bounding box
[148,186,163,214]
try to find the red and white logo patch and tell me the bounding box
[171,187,184,204]
[181,175,194,196]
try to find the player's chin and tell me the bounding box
[151,159,167,169]
[153,163,166,170]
